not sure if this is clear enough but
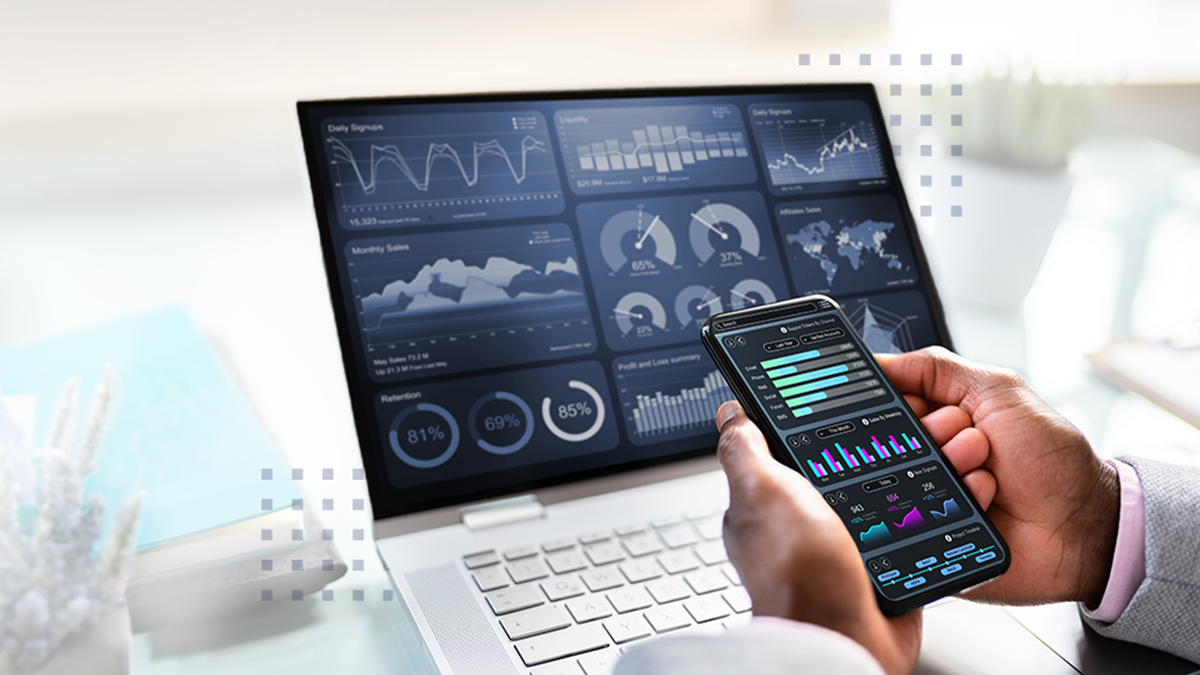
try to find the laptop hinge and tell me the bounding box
[460,494,545,531]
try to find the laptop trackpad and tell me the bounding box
[407,564,518,675]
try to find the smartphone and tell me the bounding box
[701,294,1009,615]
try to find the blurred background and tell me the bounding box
[3,1,1200,671]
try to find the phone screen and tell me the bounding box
[702,295,1008,613]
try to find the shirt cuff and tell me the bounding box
[1081,459,1146,623]
[745,616,884,671]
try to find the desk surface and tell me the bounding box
[3,114,1199,674]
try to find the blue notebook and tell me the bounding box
[0,308,300,551]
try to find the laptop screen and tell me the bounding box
[297,84,952,520]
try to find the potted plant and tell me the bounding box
[931,70,1099,310]
[0,368,141,675]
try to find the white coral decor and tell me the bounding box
[0,367,141,673]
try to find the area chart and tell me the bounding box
[346,223,597,381]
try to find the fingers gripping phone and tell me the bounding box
[701,294,1009,615]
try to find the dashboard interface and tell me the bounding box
[297,85,952,518]
[706,299,1005,604]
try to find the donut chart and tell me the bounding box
[689,203,761,263]
[600,209,677,272]
[388,403,461,469]
[541,380,607,443]
[468,391,535,455]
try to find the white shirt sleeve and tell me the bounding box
[615,616,886,675]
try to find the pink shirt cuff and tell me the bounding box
[1081,459,1146,623]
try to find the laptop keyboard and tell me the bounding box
[463,511,752,675]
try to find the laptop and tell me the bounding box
[297,83,953,675]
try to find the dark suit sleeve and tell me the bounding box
[1082,456,1200,664]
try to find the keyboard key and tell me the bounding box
[692,516,724,541]
[486,584,544,615]
[542,537,576,553]
[584,542,626,566]
[644,601,692,633]
[606,586,653,614]
[514,623,609,666]
[645,578,692,604]
[503,544,540,560]
[649,516,682,528]
[683,568,729,595]
[500,605,572,640]
[530,660,584,675]
[463,550,501,569]
[658,524,700,549]
[684,595,731,623]
[619,560,662,584]
[472,566,509,592]
[614,523,647,536]
[722,586,752,613]
[718,562,742,586]
[542,575,586,601]
[579,529,612,544]
[566,596,614,623]
[686,508,721,521]
[581,567,625,592]
[602,615,654,644]
[693,541,729,566]
[578,647,621,675]
[657,550,700,575]
[723,613,753,631]
[507,558,550,584]
[546,550,589,574]
[620,533,663,558]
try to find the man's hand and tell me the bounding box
[717,401,922,675]
[878,347,1120,607]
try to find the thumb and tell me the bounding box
[715,400,780,496]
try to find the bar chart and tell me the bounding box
[555,105,757,195]
[612,346,732,445]
[573,125,749,174]
[805,431,923,478]
[759,342,886,422]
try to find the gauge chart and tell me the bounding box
[578,191,789,352]
[613,292,669,337]
[688,202,761,265]
[674,286,723,328]
[555,104,757,195]
[374,362,619,488]
[323,111,564,228]
[598,207,677,274]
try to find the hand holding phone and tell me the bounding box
[702,295,1009,615]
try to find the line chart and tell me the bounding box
[330,135,549,194]
[765,125,872,176]
[323,110,564,229]
[748,101,886,195]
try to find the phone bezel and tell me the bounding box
[701,294,1010,615]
